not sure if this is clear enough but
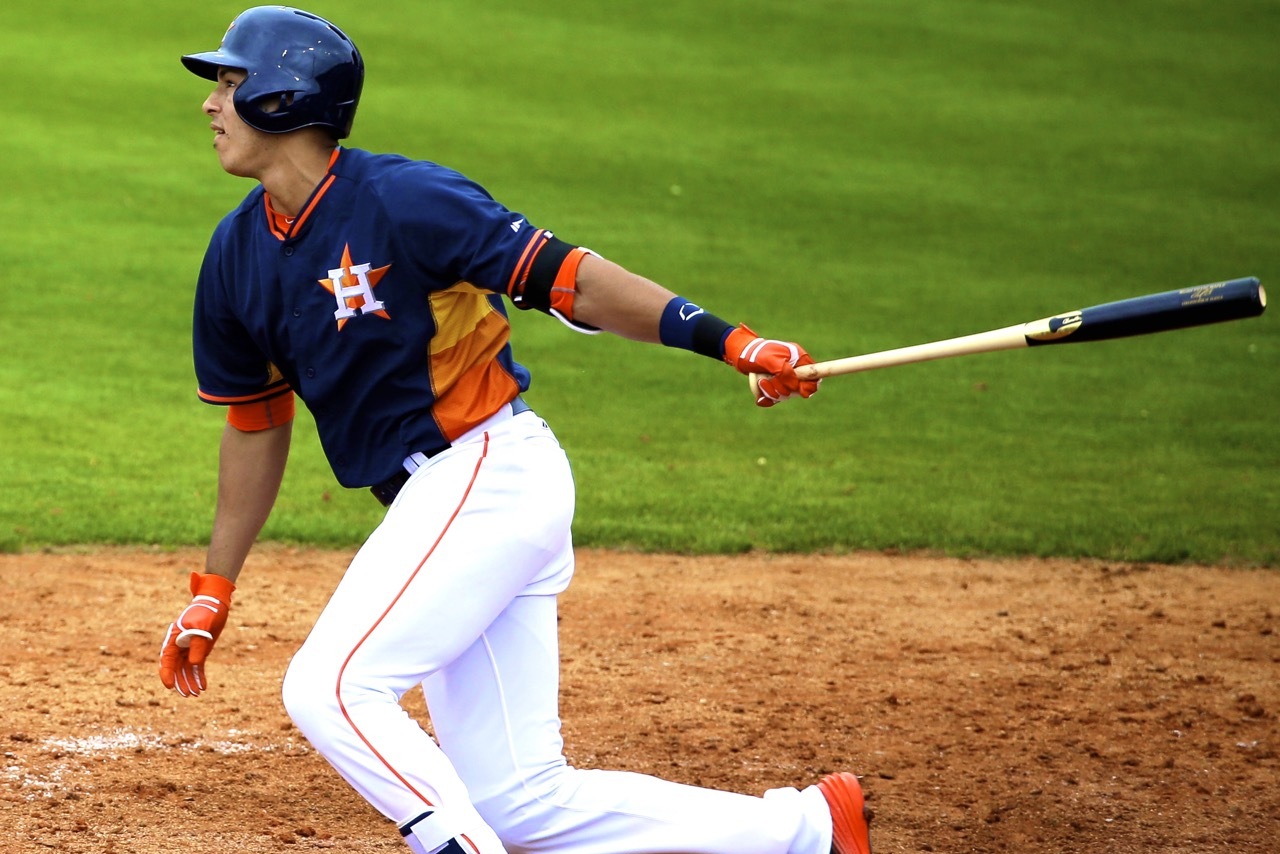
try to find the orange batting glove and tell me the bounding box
[723,324,820,407]
[158,571,235,698]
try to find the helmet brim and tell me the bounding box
[181,51,250,81]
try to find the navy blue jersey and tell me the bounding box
[193,147,547,488]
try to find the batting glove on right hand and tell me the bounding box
[723,324,820,407]
[159,571,235,697]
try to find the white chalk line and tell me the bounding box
[3,726,309,799]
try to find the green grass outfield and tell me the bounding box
[2,0,1276,563]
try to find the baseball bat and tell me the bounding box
[750,277,1266,395]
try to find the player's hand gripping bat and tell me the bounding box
[749,277,1266,397]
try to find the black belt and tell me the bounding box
[370,396,532,507]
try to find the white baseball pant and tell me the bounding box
[280,403,834,854]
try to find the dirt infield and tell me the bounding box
[1,547,1276,852]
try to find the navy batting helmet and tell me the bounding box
[182,6,364,139]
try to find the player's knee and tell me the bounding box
[280,657,317,727]
[281,645,401,742]
[280,648,341,735]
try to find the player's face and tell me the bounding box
[202,68,278,179]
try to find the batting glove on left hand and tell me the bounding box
[159,571,235,697]
[724,324,820,407]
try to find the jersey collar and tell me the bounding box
[264,148,343,241]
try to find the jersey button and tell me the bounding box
[293,309,302,317]
[283,246,295,256]
[306,367,316,378]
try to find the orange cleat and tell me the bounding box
[817,772,872,854]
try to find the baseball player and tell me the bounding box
[158,7,871,854]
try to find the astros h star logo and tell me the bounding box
[318,244,392,330]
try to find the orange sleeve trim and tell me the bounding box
[227,391,296,431]
[506,229,548,299]
[548,246,590,320]
[198,385,290,405]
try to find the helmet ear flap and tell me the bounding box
[249,90,297,117]
[244,90,293,115]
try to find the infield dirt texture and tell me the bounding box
[2,547,1277,852]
